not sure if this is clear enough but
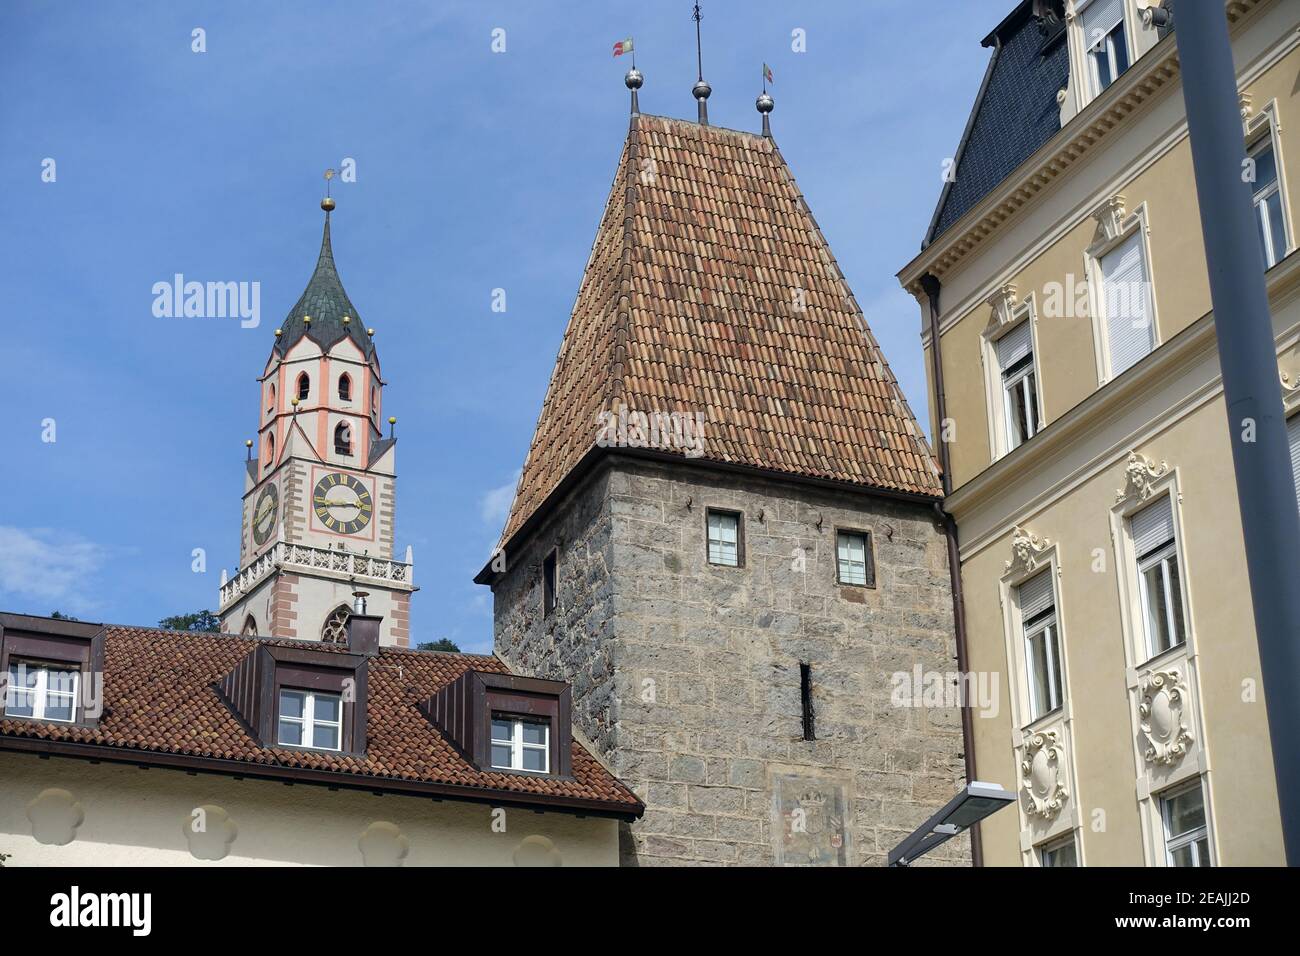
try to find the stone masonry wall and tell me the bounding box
[493,456,969,866]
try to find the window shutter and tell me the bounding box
[996,321,1033,371]
[1100,231,1154,377]
[1288,414,1300,509]
[1019,571,1055,622]
[1080,0,1124,43]
[1131,496,1175,558]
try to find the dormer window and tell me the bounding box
[334,422,353,456]
[1081,0,1129,96]
[4,659,79,723]
[278,688,343,751]
[491,714,550,772]
[296,372,310,402]
[339,373,352,402]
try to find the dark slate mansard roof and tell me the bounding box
[925,1,1070,245]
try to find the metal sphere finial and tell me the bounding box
[692,79,712,101]
[756,92,774,114]
[321,196,336,212]
[625,68,643,90]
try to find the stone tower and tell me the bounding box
[477,108,967,865]
[219,199,415,646]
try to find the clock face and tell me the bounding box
[252,483,279,546]
[312,472,373,535]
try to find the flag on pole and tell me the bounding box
[613,37,634,57]
[763,63,774,85]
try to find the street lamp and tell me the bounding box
[888,782,1015,867]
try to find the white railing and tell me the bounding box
[218,541,413,609]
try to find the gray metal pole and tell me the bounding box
[1177,4,1300,864]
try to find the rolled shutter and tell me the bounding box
[996,321,1033,372]
[1019,571,1055,622]
[1131,496,1175,558]
[1101,231,1154,377]
[1080,0,1125,45]
[1288,414,1300,509]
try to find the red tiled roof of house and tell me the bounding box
[498,114,941,549]
[0,621,641,817]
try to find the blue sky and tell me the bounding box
[0,0,1007,652]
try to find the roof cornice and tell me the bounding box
[898,0,1267,295]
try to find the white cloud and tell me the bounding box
[0,526,107,610]
[479,470,520,526]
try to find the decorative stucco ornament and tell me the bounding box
[1138,669,1195,766]
[1020,730,1069,819]
[1006,526,1052,576]
[1115,452,1169,505]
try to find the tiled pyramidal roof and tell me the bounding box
[500,113,941,545]
[275,213,375,359]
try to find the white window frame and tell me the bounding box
[1039,832,1079,867]
[1063,0,1159,120]
[1160,779,1213,867]
[706,509,741,567]
[490,715,550,773]
[1024,606,1063,722]
[835,530,872,586]
[1085,200,1159,386]
[1244,102,1294,270]
[981,291,1045,460]
[3,659,79,723]
[1135,538,1185,659]
[1002,352,1041,449]
[277,688,343,752]
[1084,10,1129,97]
[1000,545,1071,734]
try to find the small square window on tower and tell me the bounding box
[542,550,557,618]
[835,530,875,587]
[706,509,742,567]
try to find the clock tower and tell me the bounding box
[218,194,416,646]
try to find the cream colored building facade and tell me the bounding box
[0,751,617,867]
[899,0,1298,866]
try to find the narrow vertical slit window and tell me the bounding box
[296,372,310,402]
[542,549,557,618]
[1130,496,1186,659]
[1019,571,1062,722]
[799,662,816,741]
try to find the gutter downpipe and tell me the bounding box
[920,271,983,868]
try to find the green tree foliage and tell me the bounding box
[157,610,222,632]
[416,638,461,653]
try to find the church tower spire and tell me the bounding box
[218,185,416,646]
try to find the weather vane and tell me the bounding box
[322,168,336,212]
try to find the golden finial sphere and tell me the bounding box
[388,417,397,425]
[321,197,336,212]
[291,397,299,406]
[367,327,375,336]
[274,328,283,337]
[245,439,253,448]
[342,315,351,325]
[303,315,312,326]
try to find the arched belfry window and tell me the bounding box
[264,432,275,471]
[267,382,276,414]
[297,372,310,402]
[339,373,352,402]
[334,422,353,456]
[321,605,350,644]
[241,615,257,637]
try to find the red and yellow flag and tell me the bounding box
[612,37,633,57]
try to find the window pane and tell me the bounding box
[47,668,77,695]
[1028,631,1051,718]
[279,689,305,719]
[44,693,75,722]
[1042,840,1077,867]
[5,686,34,718]
[312,693,341,724]
[1008,378,1032,446]
[1267,191,1286,265]
[1111,23,1129,76]
[837,532,868,585]
[1142,562,1172,654]
[491,743,513,768]
[1194,837,1210,867]
[312,722,341,750]
[522,747,547,772]
[1171,843,1195,867]
[707,512,740,566]
[278,718,303,746]
[1166,786,1206,838]
[521,720,547,746]
[1252,142,1278,194]
[491,719,512,742]
[1166,557,1187,648]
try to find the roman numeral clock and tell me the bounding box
[313,472,373,536]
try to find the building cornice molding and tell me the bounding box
[898,0,1269,296]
